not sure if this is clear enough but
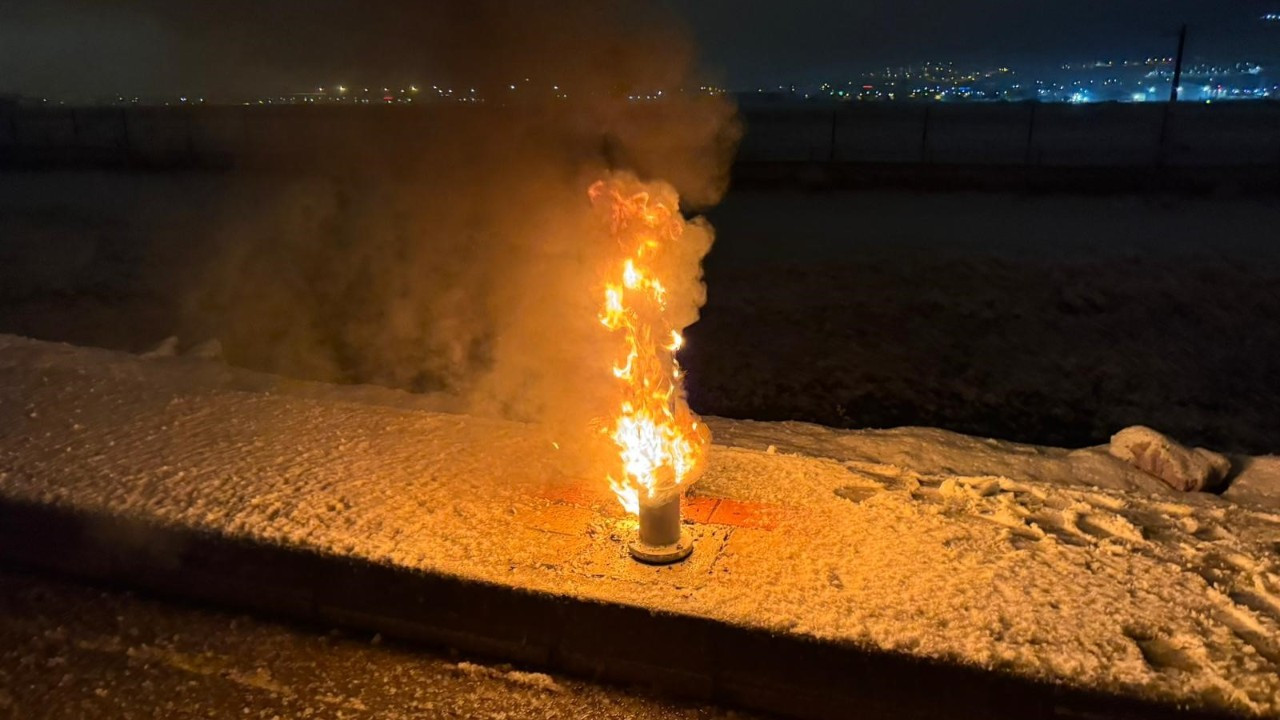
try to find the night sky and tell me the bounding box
[685,0,1280,83]
[1,0,1277,97]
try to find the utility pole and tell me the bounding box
[1170,24,1188,102]
[1158,24,1189,165]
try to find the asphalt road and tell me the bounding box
[0,569,755,720]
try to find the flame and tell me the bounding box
[590,178,710,515]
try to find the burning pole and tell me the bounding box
[591,176,710,564]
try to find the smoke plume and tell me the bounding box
[164,0,738,468]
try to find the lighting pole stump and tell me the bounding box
[629,496,693,564]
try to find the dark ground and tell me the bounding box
[0,569,750,720]
[2,171,1278,453]
[687,189,1280,454]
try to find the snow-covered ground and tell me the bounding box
[2,335,1279,715]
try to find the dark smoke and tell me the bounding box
[141,0,743,447]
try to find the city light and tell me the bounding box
[10,56,1275,109]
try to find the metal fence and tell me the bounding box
[737,101,1280,167]
[2,102,1279,169]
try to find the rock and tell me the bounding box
[186,339,223,361]
[1108,426,1231,492]
[1192,447,1232,487]
[140,336,179,359]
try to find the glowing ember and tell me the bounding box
[590,177,710,515]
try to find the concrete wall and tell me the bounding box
[2,102,1279,169]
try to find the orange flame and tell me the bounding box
[590,178,709,515]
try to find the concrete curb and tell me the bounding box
[0,498,1241,720]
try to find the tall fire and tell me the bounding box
[590,176,711,563]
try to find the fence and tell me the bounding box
[2,102,1279,170]
[737,101,1280,167]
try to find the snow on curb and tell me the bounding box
[2,334,1279,716]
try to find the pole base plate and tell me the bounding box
[628,528,694,565]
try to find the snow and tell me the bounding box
[2,334,1280,715]
[453,662,563,693]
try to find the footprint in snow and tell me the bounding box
[1123,626,1204,674]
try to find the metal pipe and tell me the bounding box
[629,495,693,564]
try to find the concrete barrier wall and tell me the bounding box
[2,103,1278,169]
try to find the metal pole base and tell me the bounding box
[628,528,694,564]
[629,496,694,564]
